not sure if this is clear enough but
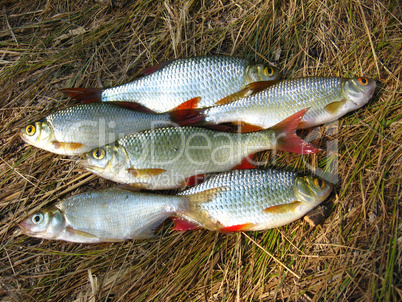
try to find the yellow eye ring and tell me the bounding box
[26,125,36,136]
[358,77,368,85]
[264,67,274,76]
[93,148,105,160]
[314,178,325,188]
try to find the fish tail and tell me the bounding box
[61,88,103,103]
[265,108,321,154]
[173,188,226,231]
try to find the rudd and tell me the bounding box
[62,56,280,113]
[79,109,320,190]
[20,169,332,243]
[19,101,197,155]
[175,77,377,131]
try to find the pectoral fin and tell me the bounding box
[324,100,346,114]
[52,140,84,151]
[65,226,99,239]
[263,201,302,214]
[127,168,166,178]
[215,80,279,105]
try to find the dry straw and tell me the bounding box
[0,1,400,301]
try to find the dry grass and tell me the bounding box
[0,0,401,301]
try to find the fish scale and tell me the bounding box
[100,56,279,112]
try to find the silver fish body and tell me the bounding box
[201,77,376,129]
[80,111,319,190]
[101,56,280,112]
[20,187,182,243]
[176,169,332,231]
[20,103,172,155]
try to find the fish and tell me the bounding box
[61,56,280,113]
[19,169,332,243]
[19,187,182,243]
[173,77,377,130]
[173,169,333,232]
[79,109,321,190]
[19,101,200,155]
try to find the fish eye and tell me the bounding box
[358,77,368,85]
[32,213,44,224]
[264,67,274,76]
[93,148,105,160]
[26,125,36,136]
[314,178,325,188]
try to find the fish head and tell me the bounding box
[294,175,332,210]
[80,145,129,181]
[246,64,280,82]
[20,119,54,150]
[20,206,66,239]
[343,77,376,109]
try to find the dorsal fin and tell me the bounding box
[139,61,170,76]
[61,88,103,103]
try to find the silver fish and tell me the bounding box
[19,102,176,155]
[176,77,376,130]
[62,56,280,113]
[80,109,320,190]
[19,187,181,243]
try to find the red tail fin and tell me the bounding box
[271,108,321,154]
[61,88,103,103]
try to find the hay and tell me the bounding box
[0,0,400,301]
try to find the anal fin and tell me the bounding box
[171,217,201,231]
[220,223,255,232]
[232,153,256,170]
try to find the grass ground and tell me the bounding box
[0,0,400,301]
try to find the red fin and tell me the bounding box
[232,153,256,170]
[182,173,206,187]
[169,98,205,126]
[216,80,280,105]
[220,223,254,233]
[236,123,265,133]
[263,201,302,214]
[171,217,201,231]
[111,101,157,113]
[172,97,201,111]
[139,62,170,76]
[272,108,321,154]
[61,88,103,103]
